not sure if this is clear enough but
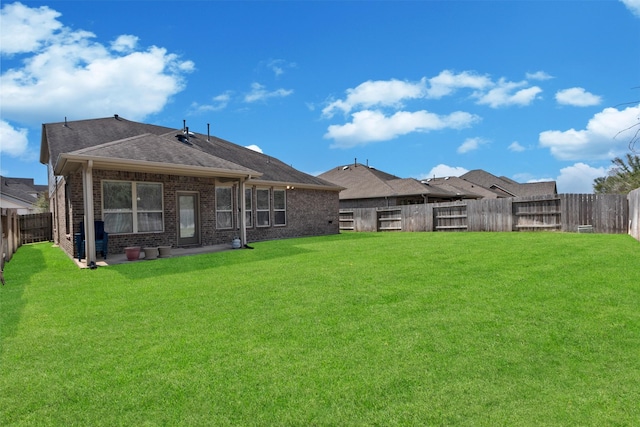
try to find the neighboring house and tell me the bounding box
[317,163,468,209]
[0,176,48,215]
[318,164,558,210]
[460,169,557,197]
[40,115,342,264]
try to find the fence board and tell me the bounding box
[19,212,52,244]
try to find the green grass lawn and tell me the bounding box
[1,232,639,426]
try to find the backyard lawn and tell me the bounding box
[1,232,639,426]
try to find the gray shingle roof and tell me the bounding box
[319,164,558,201]
[318,163,455,199]
[460,169,557,197]
[70,133,257,174]
[1,176,46,206]
[41,116,339,189]
[419,176,494,199]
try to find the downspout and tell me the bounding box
[82,160,96,266]
[240,175,251,246]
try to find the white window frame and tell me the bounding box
[274,189,286,226]
[256,188,270,227]
[102,180,164,234]
[215,186,234,229]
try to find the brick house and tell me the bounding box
[40,116,342,264]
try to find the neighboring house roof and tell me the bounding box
[318,163,455,200]
[0,176,46,211]
[319,164,558,202]
[460,169,557,197]
[419,176,496,199]
[41,116,340,190]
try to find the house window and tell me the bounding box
[274,189,286,226]
[102,181,163,234]
[245,188,253,228]
[216,186,233,229]
[256,188,270,227]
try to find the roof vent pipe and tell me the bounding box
[64,117,67,127]
[183,119,186,132]
[185,126,190,143]
[114,114,119,120]
[207,123,210,142]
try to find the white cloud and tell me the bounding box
[556,162,607,193]
[265,59,296,77]
[245,144,263,153]
[110,35,138,53]
[0,2,63,55]
[189,92,233,114]
[621,0,640,17]
[475,78,542,108]
[539,104,640,160]
[325,109,480,148]
[322,78,427,118]
[244,82,293,103]
[0,120,29,157]
[457,137,488,154]
[508,141,526,152]
[526,71,554,81]
[0,2,194,126]
[419,164,469,179]
[555,87,602,107]
[426,70,492,99]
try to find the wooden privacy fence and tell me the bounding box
[19,212,53,244]
[340,194,630,234]
[1,208,20,266]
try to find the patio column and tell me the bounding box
[82,160,96,265]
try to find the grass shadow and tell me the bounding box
[108,233,380,281]
[0,244,48,354]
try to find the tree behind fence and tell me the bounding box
[340,194,631,234]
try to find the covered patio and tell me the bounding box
[72,243,238,268]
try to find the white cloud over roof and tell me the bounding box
[325,109,480,148]
[457,137,488,154]
[556,162,607,193]
[322,78,427,118]
[244,82,293,103]
[539,105,640,160]
[322,70,547,146]
[419,164,469,179]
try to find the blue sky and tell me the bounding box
[1,0,639,193]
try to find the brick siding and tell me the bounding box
[53,169,340,259]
